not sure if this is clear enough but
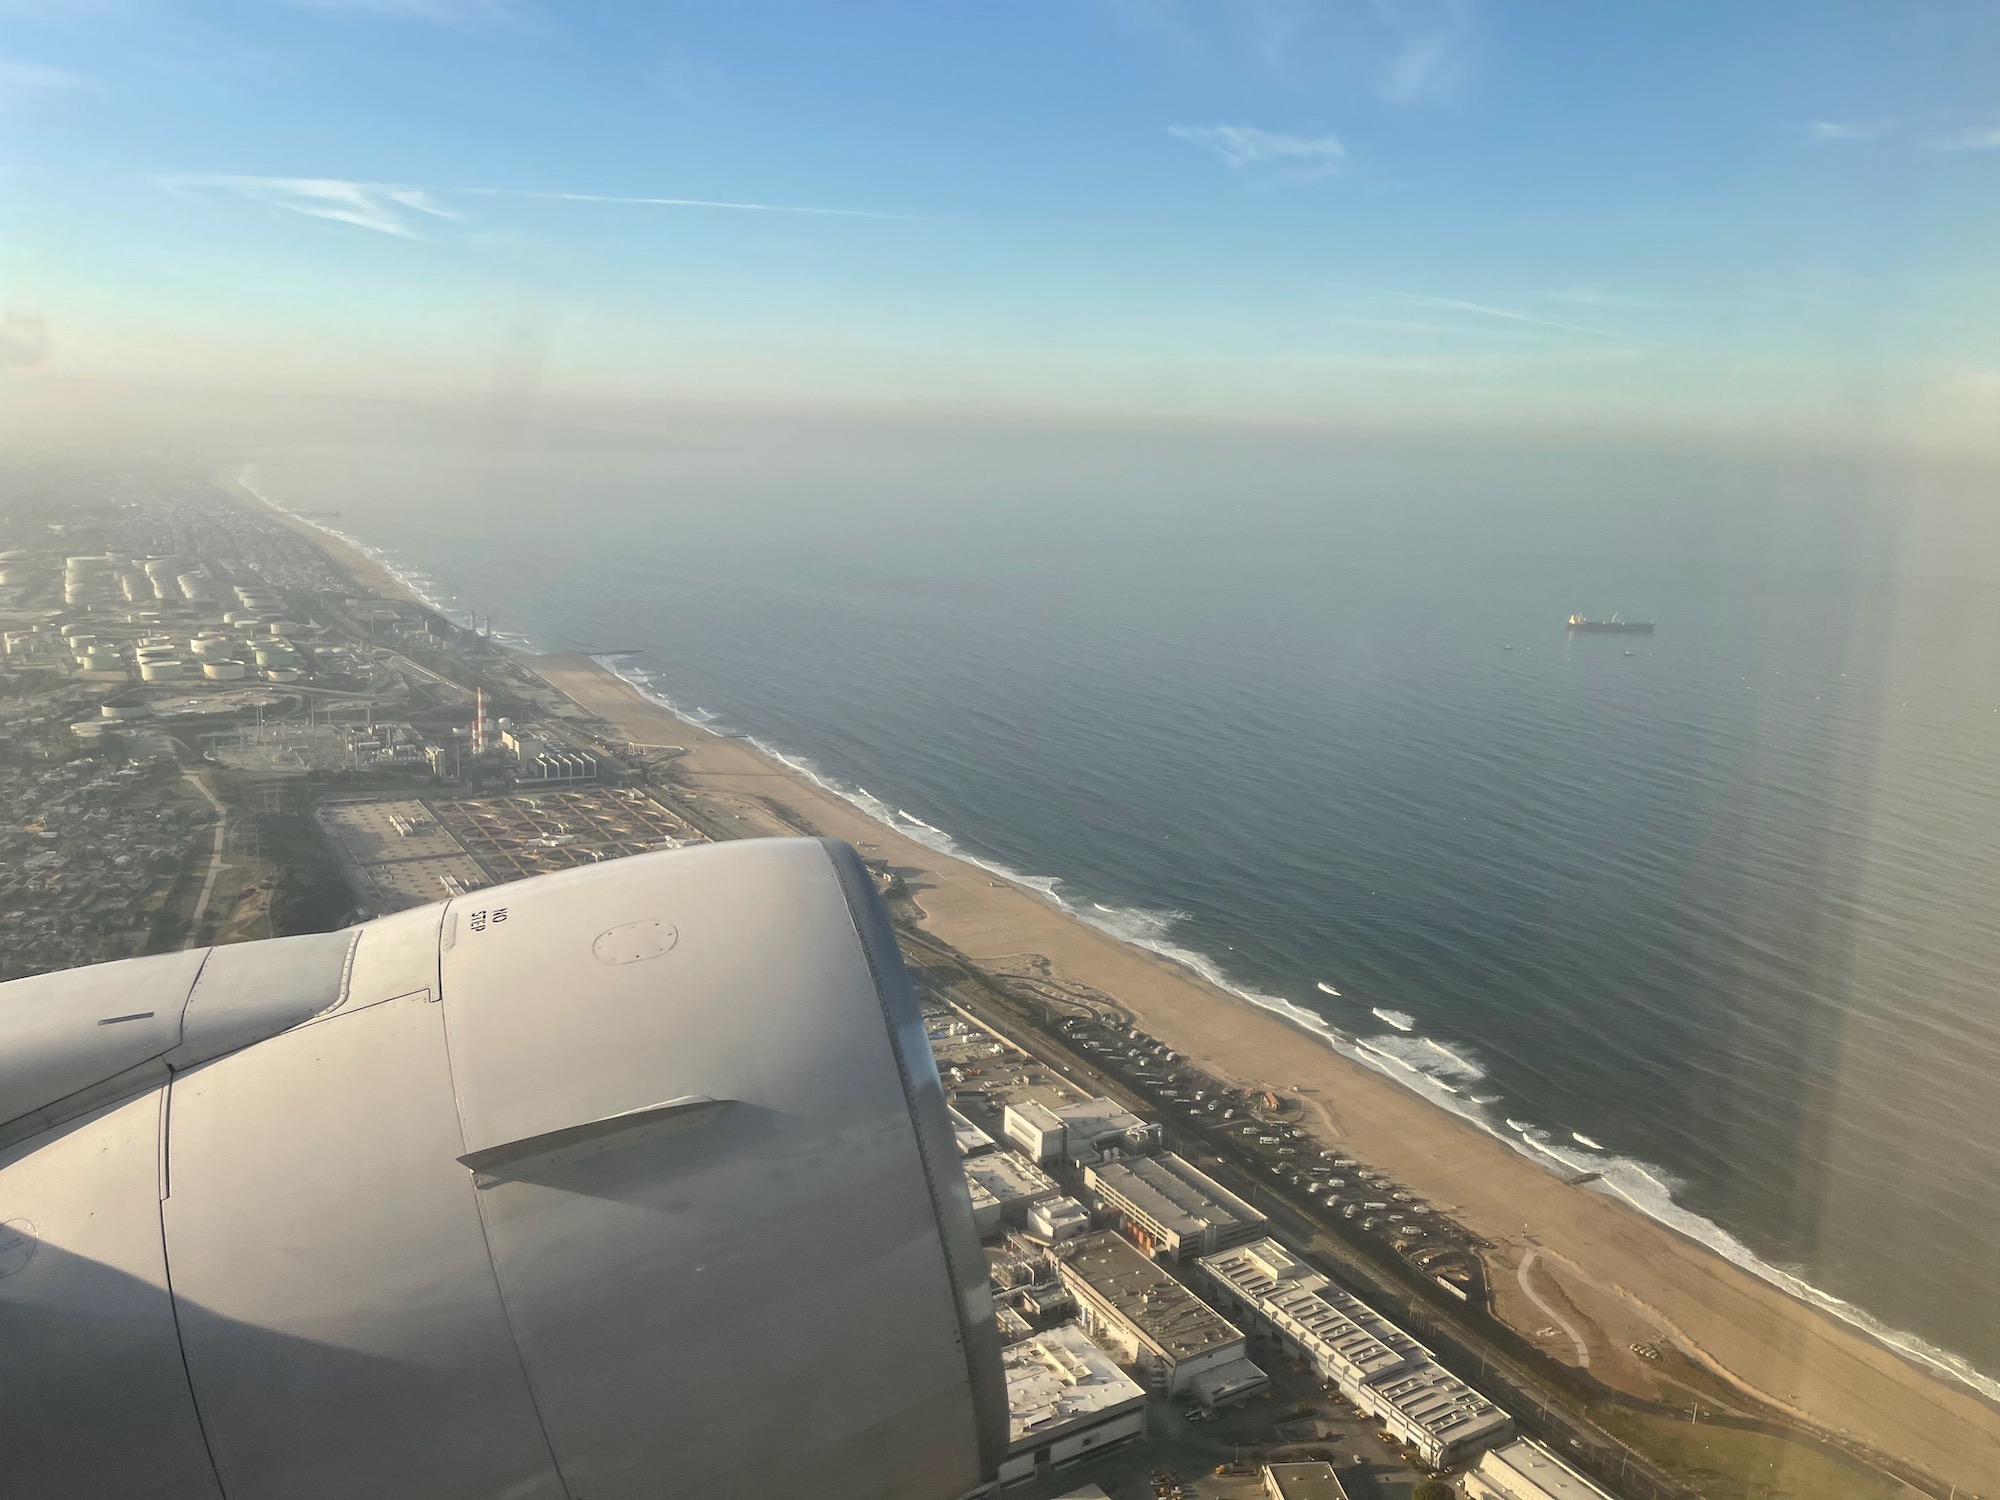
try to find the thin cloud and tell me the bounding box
[1810,120,1894,142]
[1377,29,1462,105]
[1170,123,1345,181]
[1326,283,1627,340]
[479,188,909,220]
[159,175,460,237]
[1542,287,1652,310]
[163,173,906,235]
[1932,126,2000,151]
[1373,0,1471,106]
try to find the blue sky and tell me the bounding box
[3,0,1997,448]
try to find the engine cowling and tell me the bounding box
[0,837,1004,1500]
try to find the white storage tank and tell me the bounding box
[100,702,151,721]
[140,659,186,683]
[202,659,247,681]
[264,667,304,683]
[79,649,125,674]
[190,636,233,660]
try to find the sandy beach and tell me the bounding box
[524,649,2000,1496]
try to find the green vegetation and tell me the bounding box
[1412,1481,1455,1500]
[1592,1408,1915,1500]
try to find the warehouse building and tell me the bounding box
[1366,1361,1513,1469]
[1004,1095,1163,1166]
[1201,1239,1422,1390]
[1200,1238,1511,1469]
[1463,1439,1616,1500]
[999,1324,1149,1487]
[1056,1232,1267,1406]
[964,1151,1062,1238]
[1083,1152,1266,1261]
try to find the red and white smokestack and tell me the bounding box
[473,685,490,755]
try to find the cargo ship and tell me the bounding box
[1567,613,1654,634]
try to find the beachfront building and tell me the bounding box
[1463,1439,1617,1500]
[1082,1152,1266,1261]
[998,1324,1149,1487]
[1056,1231,1268,1406]
[1200,1238,1511,1469]
[1004,1095,1162,1167]
[965,1151,1062,1238]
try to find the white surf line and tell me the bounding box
[183,771,228,933]
[1519,1248,1591,1368]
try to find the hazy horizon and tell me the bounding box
[2,2,1997,454]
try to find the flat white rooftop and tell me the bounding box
[1370,1359,1511,1450]
[1059,1231,1244,1361]
[1053,1096,1148,1137]
[1086,1152,1265,1243]
[1264,1462,1350,1500]
[949,1106,996,1156]
[1202,1238,1422,1383]
[1472,1438,1616,1500]
[1003,1324,1148,1451]
[965,1151,1060,1208]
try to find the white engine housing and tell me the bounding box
[0,837,1004,1500]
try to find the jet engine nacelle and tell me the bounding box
[0,838,1004,1499]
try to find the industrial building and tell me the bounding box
[1200,1238,1511,1469]
[964,1151,1062,1238]
[998,1324,1149,1488]
[1463,1439,1616,1500]
[1055,1232,1266,1406]
[1263,1462,1350,1500]
[1201,1239,1423,1391]
[949,1106,997,1156]
[1082,1152,1267,1261]
[500,723,601,787]
[1025,1195,1092,1244]
[1003,1095,1163,1166]
[1365,1362,1513,1470]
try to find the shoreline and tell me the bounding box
[526,650,2000,1496]
[221,469,2000,1493]
[594,655,2000,1419]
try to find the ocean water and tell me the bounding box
[241,424,2000,1395]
